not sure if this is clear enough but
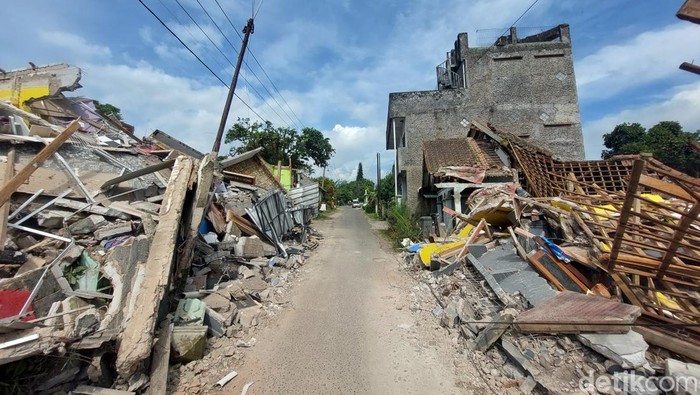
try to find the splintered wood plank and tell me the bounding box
[0,119,80,207]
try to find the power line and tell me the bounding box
[194,0,301,130]
[474,0,542,65]
[213,0,306,129]
[174,0,292,128]
[137,0,266,123]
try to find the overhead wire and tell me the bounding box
[193,0,300,129]
[137,0,266,123]
[474,0,542,65]
[173,0,290,128]
[212,0,306,129]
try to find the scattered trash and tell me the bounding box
[215,370,238,387]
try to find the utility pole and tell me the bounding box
[376,152,380,214]
[212,17,254,154]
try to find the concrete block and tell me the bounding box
[204,250,229,264]
[238,305,261,328]
[204,307,226,337]
[174,298,206,325]
[474,311,514,352]
[666,358,700,395]
[36,210,74,229]
[73,308,101,338]
[234,236,265,258]
[94,222,132,241]
[69,215,107,235]
[171,325,208,362]
[578,331,649,369]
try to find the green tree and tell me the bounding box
[316,177,336,204]
[356,162,364,181]
[380,166,395,202]
[93,100,123,120]
[224,118,335,172]
[602,121,700,177]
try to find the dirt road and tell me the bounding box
[222,207,470,394]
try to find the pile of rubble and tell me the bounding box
[401,121,700,394]
[0,65,323,393]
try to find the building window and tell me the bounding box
[392,117,406,148]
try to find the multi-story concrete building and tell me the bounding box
[386,24,584,214]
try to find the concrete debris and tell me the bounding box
[0,63,326,392]
[666,358,700,395]
[171,325,208,362]
[69,215,107,235]
[578,332,650,370]
[94,222,132,241]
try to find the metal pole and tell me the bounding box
[212,18,255,154]
[376,152,380,214]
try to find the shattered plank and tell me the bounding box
[115,156,194,378]
[0,118,81,208]
[0,147,15,250]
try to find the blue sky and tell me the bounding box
[2,0,699,180]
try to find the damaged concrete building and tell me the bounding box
[0,63,324,393]
[386,24,585,215]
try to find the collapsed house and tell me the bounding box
[386,24,585,214]
[403,119,700,393]
[0,64,323,393]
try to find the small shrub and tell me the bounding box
[364,204,375,214]
[386,201,420,247]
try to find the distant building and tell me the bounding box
[386,24,584,214]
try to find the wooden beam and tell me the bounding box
[657,202,700,280]
[608,157,646,271]
[677,0,700,24]
[680,62,700,75]
[638,174,694,201]
[0,119,80,207]
[0,147,15,250]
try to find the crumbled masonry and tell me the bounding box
[0,65,323,392]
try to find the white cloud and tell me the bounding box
[583,81,700,159]
[37,30,112,61]
[575,22,700,99]
[78,62,273,155]
[324,124,387,181]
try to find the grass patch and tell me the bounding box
[386,202,420,247]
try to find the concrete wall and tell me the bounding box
[0,64,81,108]
[386,25,584,214]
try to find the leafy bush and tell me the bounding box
[364,204,375,214]
[386,201,420,247]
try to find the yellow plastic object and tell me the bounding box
[641,193,666,204]
[418,241,465,266]
[656,292,681,310]
[456,224,474,239]
[590,204,618,221]
[551,200,573,212]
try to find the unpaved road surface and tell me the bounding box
[222,207,470,394]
